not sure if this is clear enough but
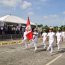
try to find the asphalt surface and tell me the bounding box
[0,41,65,65]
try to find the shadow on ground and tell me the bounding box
[51,48,65,56]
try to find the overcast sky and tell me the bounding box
[0,0,65,26]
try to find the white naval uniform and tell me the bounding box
[62,31,65,42]
[42,32,47,48]
[32,31,38,51]
[56,32,62,50]
[22,31,28,48]
[47,32,55,53]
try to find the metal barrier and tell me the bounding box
[0,34,22,40]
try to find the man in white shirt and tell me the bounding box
[62,29,65,42]
[22,30,28,49]
[56,28,62,50]
[32,28,38,51]
[28,28,38,51]
[47,27,55,53]
[42,29,47,49]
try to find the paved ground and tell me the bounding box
[0,41,65,65]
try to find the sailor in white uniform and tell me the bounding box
[42,29,47,49]
[22,30,28,49]
[56,28,62,50]
[47,27,55,53]
[32,28,38,51]
[61,29,65,42]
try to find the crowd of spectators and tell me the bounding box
[0,25,25,35]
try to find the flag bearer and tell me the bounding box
[22,17,33,49]
[47,27,55,53]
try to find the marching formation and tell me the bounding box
[22,27,65,54]
[22,17,65,54]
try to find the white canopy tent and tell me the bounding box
[0,15,35,26]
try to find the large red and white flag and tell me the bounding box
[26,17,33,40]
